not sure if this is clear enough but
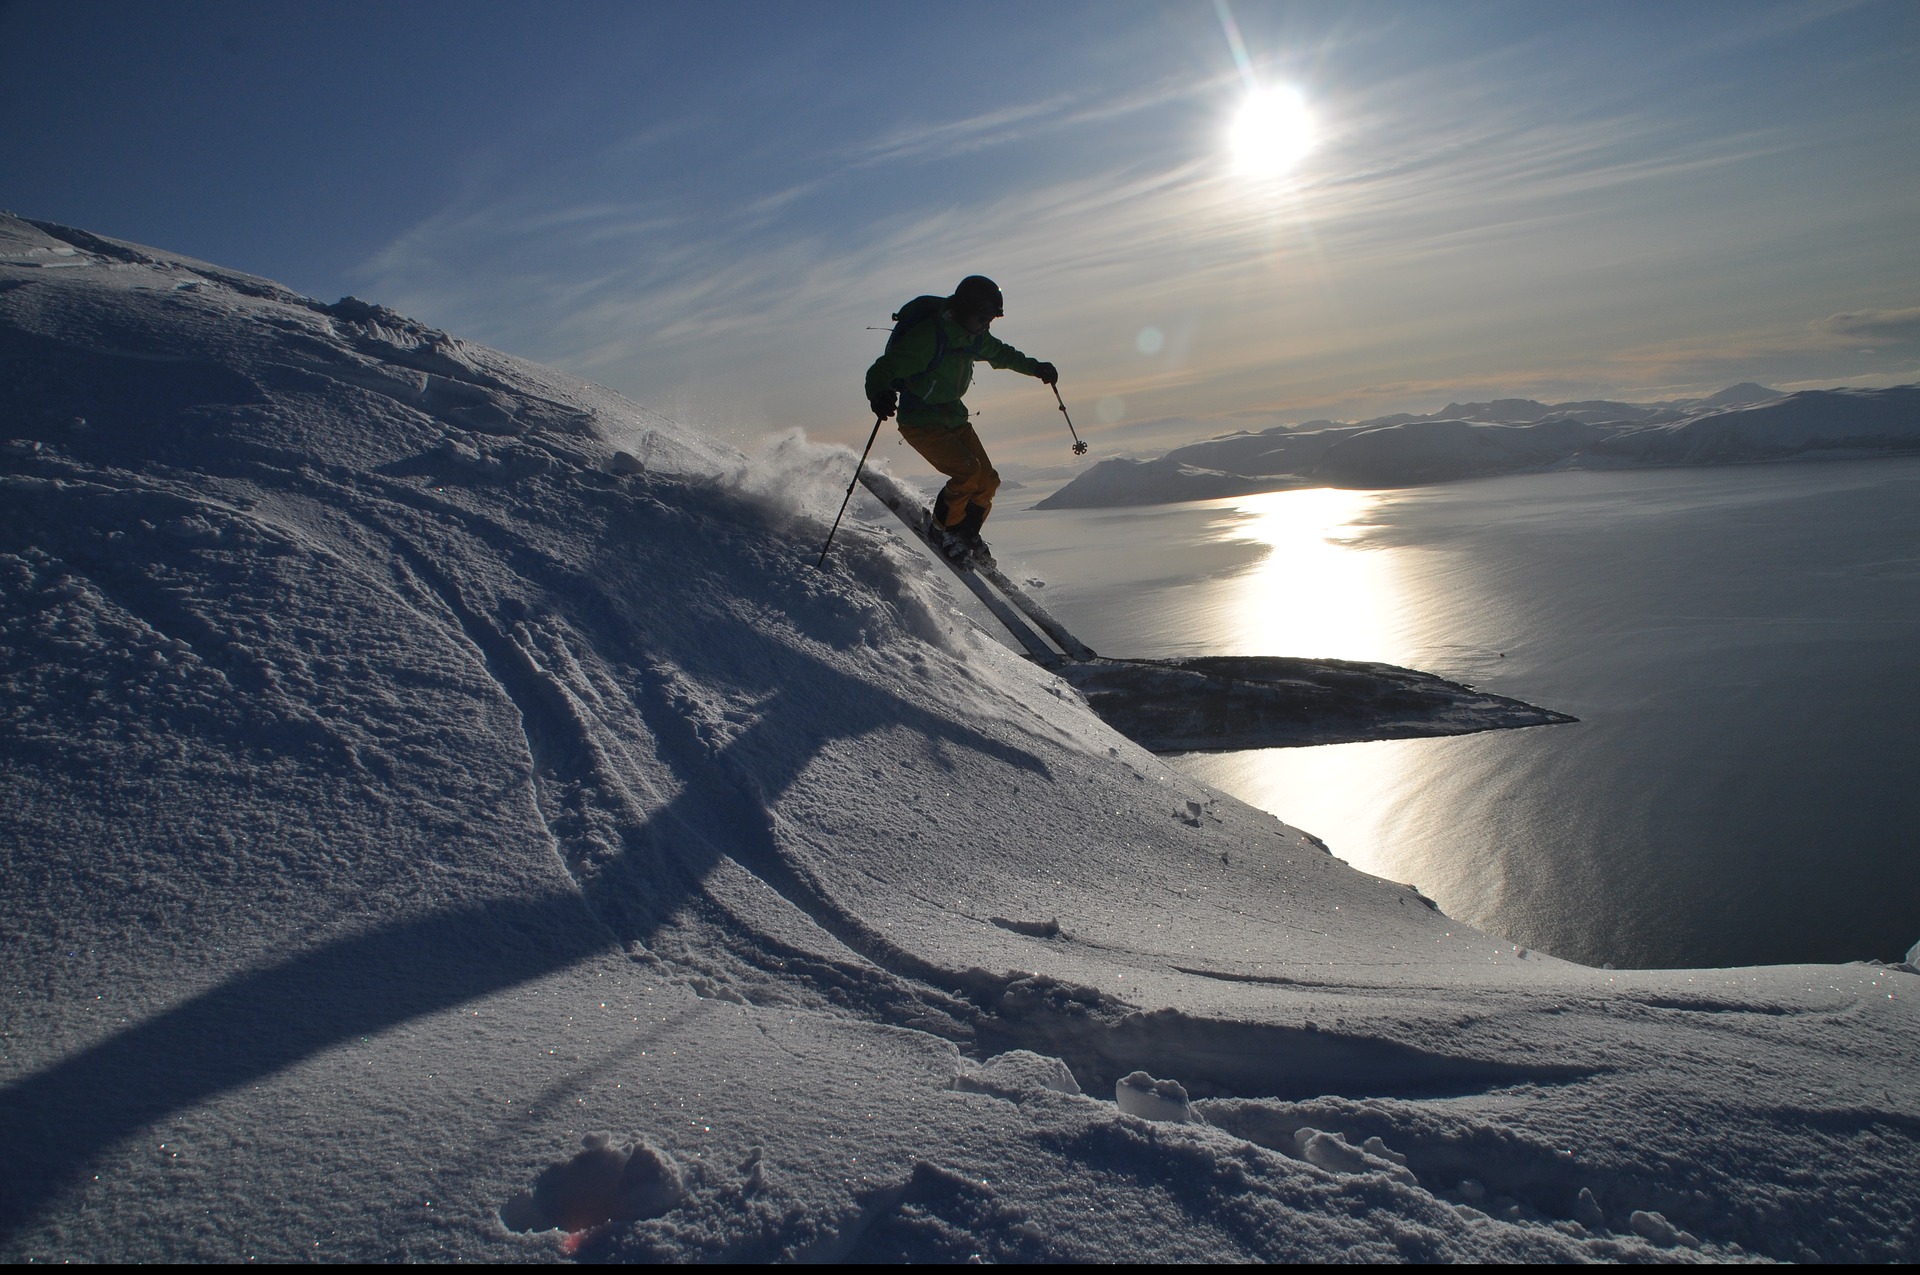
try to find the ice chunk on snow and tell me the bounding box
[953,1050,1083,1101]
[1629,1209,1699,1248]
[500,1132,685,1234]
[1574,1186,1606,1229]
[1359,1135,1409,1167]
[1293,1129,1419,1184]
[988,915,1063,939]
[739,1146,766,1194]
[1114,1071,1201,1123]
[1296,1128,1372,1173]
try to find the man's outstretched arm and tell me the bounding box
[977,333,1056,383]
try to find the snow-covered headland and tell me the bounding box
[1039,383,1920,508]
[2,215,1915,1262]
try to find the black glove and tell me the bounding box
[1034,362,1058,386]
[870,391,897,421]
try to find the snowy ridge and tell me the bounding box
[2,215,1916,1262]
[1040,382,1920,506]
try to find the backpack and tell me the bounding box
[885,294,979,384]
[888,294,946,342]
[886,294,947,371]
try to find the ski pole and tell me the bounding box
[815,414,886,570]
[1051,383,1090,455]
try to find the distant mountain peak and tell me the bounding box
[1698,382,1783,407]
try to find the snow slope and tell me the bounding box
[2,215,1916,1262]
[1040,383,1920,506]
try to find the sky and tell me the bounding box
[4,0,1918,463]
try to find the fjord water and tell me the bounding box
[989,457,1920,969]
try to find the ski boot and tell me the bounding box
[951,502,995,569]
[951,532,994,570]
[928,524,983,569]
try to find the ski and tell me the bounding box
[973,561,1098,661]
[855,469,1065,664]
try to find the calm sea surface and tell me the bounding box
[985,457,1920,969]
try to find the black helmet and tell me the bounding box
[950,275,1004,319]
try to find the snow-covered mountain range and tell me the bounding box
[1040,382,1920,507]
[2,215,1915,1262]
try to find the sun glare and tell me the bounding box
[1214,488,1401,661]
[1230,86,1316,178]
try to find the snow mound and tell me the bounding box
[501,1132,686,1234]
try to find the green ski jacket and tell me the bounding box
[865,304,1047,430]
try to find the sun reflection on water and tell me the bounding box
[1204,487,1408,663]
[1170,485,1433,884]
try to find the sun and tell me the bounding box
[1230,85,1315,178]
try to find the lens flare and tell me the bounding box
[1230,86,1315,178]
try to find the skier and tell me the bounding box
[865,275,1057,566]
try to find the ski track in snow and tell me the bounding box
[2,214,1917,1262]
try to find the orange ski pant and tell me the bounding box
[897,421,1000,528]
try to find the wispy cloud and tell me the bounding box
[1817,307,1920,346]
[847,95,1083,166]
[844,72,1211,168]
[353,4,1920,459]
